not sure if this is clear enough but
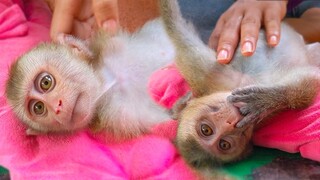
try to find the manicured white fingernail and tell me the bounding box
[269,35,278,46]
[217,49,229,63]
[241,41,253,55]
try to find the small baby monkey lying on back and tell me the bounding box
[160,0,320,168]
[5,19,173,139]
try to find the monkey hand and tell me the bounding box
[227,86,287,128]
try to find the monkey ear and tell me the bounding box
[171,91,193,120]
[26,128,43,136]
[57,33,94,59]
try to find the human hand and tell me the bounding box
[45,0,119,41]
[209,0,287,64]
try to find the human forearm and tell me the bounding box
[285,8,320,43]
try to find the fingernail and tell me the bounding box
[241,41,253,55]
[102,20,117,35]
[217,49,229,63]
[269,35,278,46]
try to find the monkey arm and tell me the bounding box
[160,0,229,97]
[227,70,320,128]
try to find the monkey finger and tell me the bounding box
[93,0,119,35]
[232,86,270,96]
[231,101,247,109]
[239,106,250,116]
[236,118,250,128]
[227,95,252,104]
[50,0,83,42]
[236,119,249,128]
[231,88,254,96]
[236,114,260,128]
[240,10,262,57]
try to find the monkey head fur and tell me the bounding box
[5,40,102,134]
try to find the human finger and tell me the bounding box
[72,16,96,39]
[216,15,243,64]
[263,8,283,47]
[50,0,83,41]
[93,0,119,35]
[240,9,262,57]
[209,16,225,50]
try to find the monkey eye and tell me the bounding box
[218,139,231,151]
[35,72,55,92]
[29,100,47,116]
[200,123,213,136]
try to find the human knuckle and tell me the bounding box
[211,31,220,40]
[241,16,259,26]
[93,0,113,9]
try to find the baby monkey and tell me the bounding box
[160,0,320,168]
[5,19,173,139]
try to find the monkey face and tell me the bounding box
[6,43,102,134]
[25,70,93,132]
[176,92,254,168]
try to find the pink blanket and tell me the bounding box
[0,0,198,179]
[148,62,320,163]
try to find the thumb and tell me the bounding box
[93,0,119,35]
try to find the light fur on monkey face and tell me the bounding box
[176,92,254,167]
[6,43,102,134]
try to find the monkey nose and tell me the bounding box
[55,100,63,114]
[225,115,241,128]
[226,106,244,127]
[226,119,237,127]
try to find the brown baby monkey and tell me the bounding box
[5,19,174,139]
[160,0,320,168]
